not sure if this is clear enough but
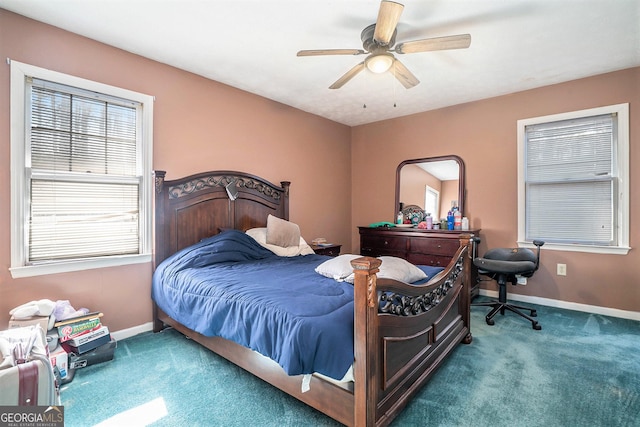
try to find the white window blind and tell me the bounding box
[524,114,616,245]
[27,79,142,263]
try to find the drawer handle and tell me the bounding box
[437,244,442,248]
[384,240,389,245]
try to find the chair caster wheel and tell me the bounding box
[532,322,541,330]
[486,318,495,326]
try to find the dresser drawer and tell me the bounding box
[361,235,408,252]
[311,244,342,257]
[361,247,406,259]
[410,238,459,256]
[407,253,453,268]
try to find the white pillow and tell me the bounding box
[246,227,315,257]
[315,255,427,284]
[377,256,427,283]
[314,254,360,282]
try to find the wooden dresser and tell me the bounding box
[359,226,480,298]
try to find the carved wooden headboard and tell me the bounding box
[153,170,290,267]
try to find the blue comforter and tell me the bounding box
[152,230,355,379]
[152,230,443,380]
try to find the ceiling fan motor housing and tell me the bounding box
[361,23,397,52]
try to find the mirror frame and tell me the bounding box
[394,154,466,220]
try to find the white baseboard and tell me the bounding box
[478,289,640,322]
[111,321,154,341]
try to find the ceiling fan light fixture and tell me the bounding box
[365,54,394,74]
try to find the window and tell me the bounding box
[424,185,440,219]
[10,61,154,277]
[517,104,629,255]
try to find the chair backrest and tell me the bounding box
[474,241,544,278]
[484,247,536,263]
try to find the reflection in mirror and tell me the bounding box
[395,155,465,222]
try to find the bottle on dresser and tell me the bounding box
[454,208,462,230]
[447,211,454,230]
[461,216,470,231]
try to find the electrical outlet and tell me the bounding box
[557,263,567,276]
[516,275,527,285]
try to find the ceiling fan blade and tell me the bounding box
[329,61,366,89]
[395,34,471,54]
[297,49,365,57]
[392,59,419,89]
[373,1,404,45]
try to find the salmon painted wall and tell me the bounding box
[0,11,351,331]
[398,165,441,212]
[352,67,639,313]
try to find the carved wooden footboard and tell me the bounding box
[152,170,472,427]
[351,239,472,426]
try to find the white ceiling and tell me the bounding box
[419,160,459,181]
[2,0,639,126]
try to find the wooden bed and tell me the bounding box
[152,170,473,427]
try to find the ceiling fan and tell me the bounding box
[297,0,471,89]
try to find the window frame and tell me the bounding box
[10,60,154,278]
[517,103,630,255]
[424,185,440,219]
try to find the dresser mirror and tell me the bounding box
[395,155,465,221]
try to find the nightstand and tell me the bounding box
[310,243,341,257]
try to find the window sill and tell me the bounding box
[517,241,630,255]
[9,254,152,279]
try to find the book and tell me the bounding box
[62,326,111,355]
[57,316,102,342]
[54,311,103,327]
[68,325,109,347]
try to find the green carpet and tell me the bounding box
[60,303,640,426]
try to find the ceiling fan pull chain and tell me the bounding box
[393,62,397,107]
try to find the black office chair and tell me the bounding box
[472,239,545,330]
